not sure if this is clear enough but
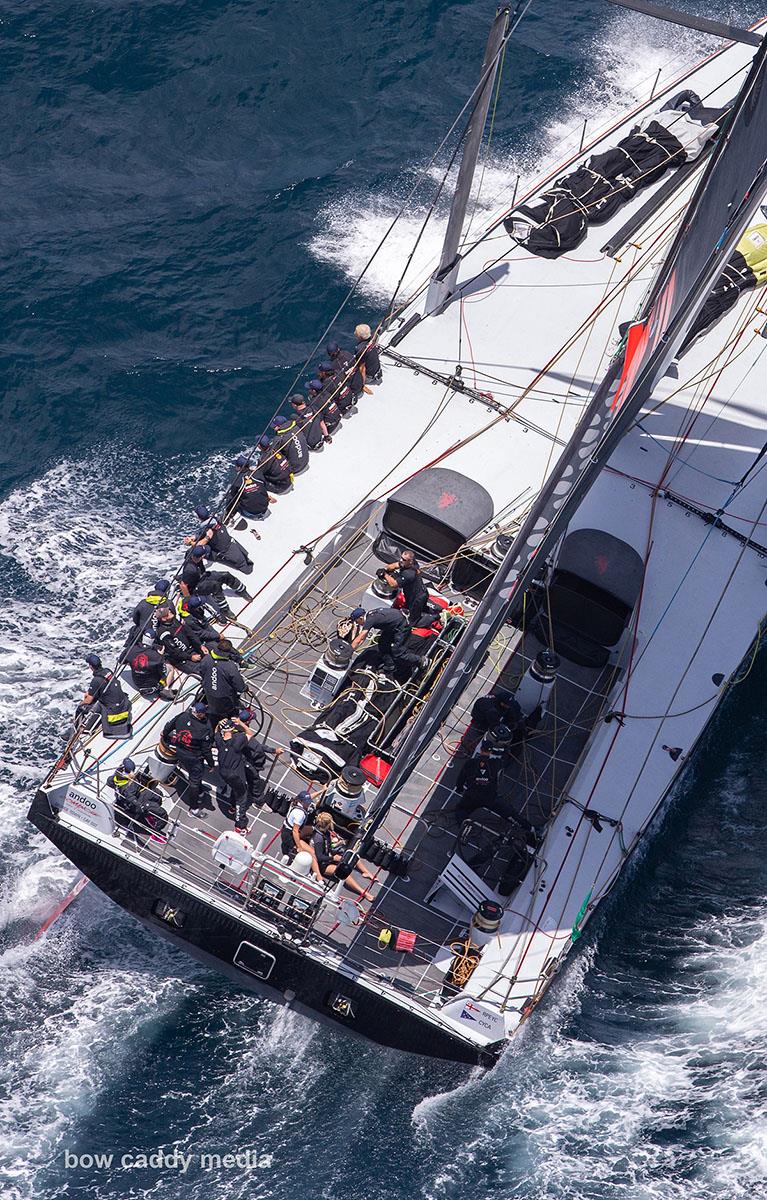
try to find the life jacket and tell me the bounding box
[281,800,316,832]
[311,828,333,867]
[410,618,441,639]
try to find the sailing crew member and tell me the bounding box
[470,688,524,735]
[271,414,310,474]
[317,361,354,416]
[453,743,501,822]
[354,323,382,385]
[77,654,132,736]
[154,605,204,675]
[326,341,363,401]
[379,550,430,623]
[107,757,167,837]
[308,812,375,895]
[127,643,174,700]
[349,606,419,675]
[227,454,276,519]
[161,701,215,812]
[280,789,316,861]
[122,578,172,658]
[308,376,344,428]
[198,636,246,724]
[256,435,293,493]
[179,544,252,617]
[180,594,223,649]
[453,740,538,844]
[289,394,332,450]
[214,711,280,833]
[187,506,253,574]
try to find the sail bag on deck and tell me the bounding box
[505,90,725,257]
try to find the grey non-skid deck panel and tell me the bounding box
[130,523,620,1001]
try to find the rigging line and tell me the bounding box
[543,256,621,484]
[392,42,749,315]
[60,122,724,779]
[221,4,532,504]
[476,56,753,247]
[586,494,767,914]
[378,205,685,484]
[624,333,759,680]
[384,0,530,323]
[654,309,763,491]
[656,300,764,486]
[501,489,660,990]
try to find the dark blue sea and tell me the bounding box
[1,2,766,1197]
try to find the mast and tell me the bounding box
[425,5,510,315]
[340,33,767,871]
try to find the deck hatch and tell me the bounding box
[234,941,276,980]
[382,467,494,561]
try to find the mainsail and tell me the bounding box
[353,34,767,849]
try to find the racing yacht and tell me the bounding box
[29,5,767,1065]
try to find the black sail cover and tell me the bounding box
[352,37,767,849]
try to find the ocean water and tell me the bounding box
[1,2,766,1197]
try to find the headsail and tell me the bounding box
[354,35,767,846]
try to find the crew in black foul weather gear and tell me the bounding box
[381,550,430,623]
[108,757,167,837]
[290,394,332,450]
[161,702,215,811]
[180,595,222,648]
[349,606,420,675]
[187,506,253,574]
[307,377,343,429]
[122,578,172,659]
[355,323,382,384]
[128,644,174,699]
[78,653,132,737]
[454,745,501,820]
[257,436,293,493]
[227,454,275,519]
[154,606,204,674]
[198,637,246,724]
[179,544,252,616]
[327,340,363,402]
[214,711,279,832]
[317,362,354,416]
[271,414,310,474]
[453,742,537,843]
